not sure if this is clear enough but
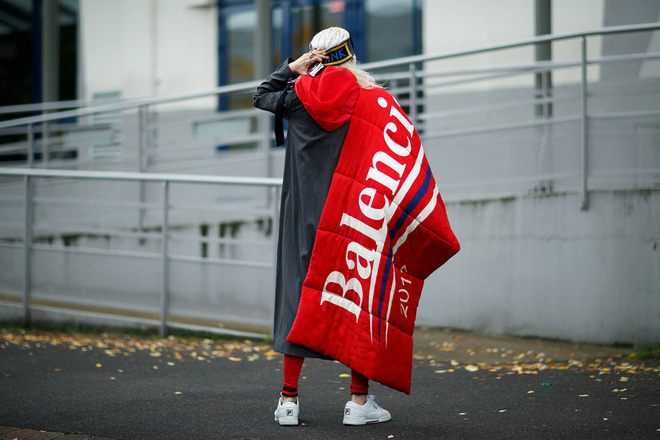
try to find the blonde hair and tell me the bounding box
[309,27,382,90]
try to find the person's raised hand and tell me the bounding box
[289,49,329,76]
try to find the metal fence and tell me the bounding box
[0,168,280,337]
[1,23,659,336]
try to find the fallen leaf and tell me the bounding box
[579,394,589,398]
[339,373,351,378]
[465,365,479,372]
[95,363,102,368]
[499,409,507,413]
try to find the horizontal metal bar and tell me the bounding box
[409,51,660,82]
[166,321,268,339]
[0,168,282,187]
[29,242,272,268]
[168,254,272,268]
[32,196,161,210]
[590,168,660,177]
[0,99,92,115]
[169,203,271,216]
[168,233,271,247]
[593,51,660,65]
[439,171,582,192]
[192,107,262,123]
[422,115,581,140]
[0,81,261,129]
[418,59,580,79]
[154,134,264,152]
[32,224,162,241]
[31,243,162,260]
[30,292,160,316]
[418,94,577,122]
[589,109,660,120]
[0,241,23,249]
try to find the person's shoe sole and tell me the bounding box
[343,413,391,425]
[275,417,299,426]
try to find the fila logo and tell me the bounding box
[345,408,351,415]
[286,409,293,416]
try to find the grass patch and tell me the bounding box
[630,345,660,359]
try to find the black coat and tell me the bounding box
[254,61,350,358]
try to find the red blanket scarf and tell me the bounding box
[287,68,460,394]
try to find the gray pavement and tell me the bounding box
[1,327,658,439]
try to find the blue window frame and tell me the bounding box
[218,0,421,110]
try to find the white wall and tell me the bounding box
[418,189,660,347]
[422,0,605,91]
[80,0,218,107]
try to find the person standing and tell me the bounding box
[254,27,394,426]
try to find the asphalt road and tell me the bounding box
[1,328,658,439]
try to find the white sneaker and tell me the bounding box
[274,396,299,426]
[343,395,391,425]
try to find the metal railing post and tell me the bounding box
[138,106,147,241]
[138,105,148,171]
[580,35,589,210]
[26,123,34,168]
[408,63,418,125]
[260,113,273,208]
[261,113,272,178]
[42,121,49,168]
[160,180,170,338]
[23,175,33,325]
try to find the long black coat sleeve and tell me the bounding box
[253,59,297,116]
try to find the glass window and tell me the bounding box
[292,2,343,56]
[272,6,284,67]
[227,8,256,85]
[0,0,79,107]
[365,0,415,62]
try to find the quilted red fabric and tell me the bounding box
[287,69,460,394]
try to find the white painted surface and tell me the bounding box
[80,0,218,108]
[419,189,660,347]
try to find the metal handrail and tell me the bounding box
[0,99,111,115]
[363,22,660,70]
[0,81,261,129]
[0,167,282,187]
[1,23,658,131]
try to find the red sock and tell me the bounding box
[350,369,369,395]
[282,355,304,397]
